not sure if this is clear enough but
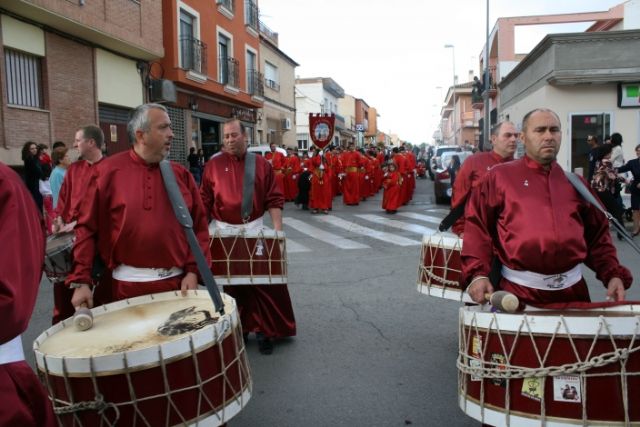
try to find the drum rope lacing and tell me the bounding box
[53,393,120,418]
[457,311,640,425]
[420,238,462,287]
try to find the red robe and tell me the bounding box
[382,171,402,211]
[266,151,286,196]
[0,163,56,427]
[309,155,332,210]
[341,151,361,205]
[331,152,343,196]
[451,151,512,236]
[392,154,408,203]
[201,151,295,338]
[461,156,632,305]
[53,158,109,324]
[66,149,211,300]
[405,151,417,201]
[284,155,301,201]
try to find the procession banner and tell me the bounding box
[309,113,335,150]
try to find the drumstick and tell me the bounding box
[484,291,520,313]
[74,304,94,331]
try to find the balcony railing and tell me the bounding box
[264,78,280,91]
[244,0,259,31]
[471,65,498,105]
[258,20,278,45]
[219,56,239,88]
[247,69,264,97]
[180,36,207,75]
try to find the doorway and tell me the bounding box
[570,113,611,177]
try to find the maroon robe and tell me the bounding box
[0,163,56,427]
[201,150,296,338]
[451,151,512,236]
[52,158,109,324]
[341,151,361,205]
[66,150,211,300]
[462,156,632,305]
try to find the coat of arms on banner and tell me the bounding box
[309,113,335,150]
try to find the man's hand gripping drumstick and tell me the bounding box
[467,276,520,313]
[71,283,94,331]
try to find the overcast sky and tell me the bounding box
[258,0,624,144]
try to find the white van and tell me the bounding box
[247,145,287,157]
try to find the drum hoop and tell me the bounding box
[458,395,633,426]
[417,282,473,303]
[34,291,239,376]
[209,228,286,239]
[460,306,640,338]
[45,234,75,256]
[422,232,463,250]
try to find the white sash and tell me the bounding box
[0,335,24,364]
[112,265,183,282]
[502,264,582,291]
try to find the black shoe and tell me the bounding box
[257,333,273,355]
[617,232,624,241]
[242,333,249,343]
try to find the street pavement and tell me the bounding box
[23,176,640,427]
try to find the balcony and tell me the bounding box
[471,66,497,110]
[180,36,207,77]
[248,69,264,97]
[219,56,240,90]
[217,0,234,15]
[264,78,280,91]
[244,0,259,34]
[259,20,279,45]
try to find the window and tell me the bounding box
[218,33,230,84]
[264,62,279,91]
[4,48,43,108]
[244,0,258,31]
[246,50,256,93]
[179,6,205,75]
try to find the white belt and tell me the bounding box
[112,264,183,282]
[212,216,264,231]
[502,264,582,291]
[0,335,24,365]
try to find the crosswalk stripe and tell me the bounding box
[355,214,437,235]
[315,215,421,246]
[397,212,443,224]
[425,208,450,214]
[285,238,312,253]
[283,218,370,249]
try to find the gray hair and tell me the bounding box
[127,103,168,143]
[490,121,515,137]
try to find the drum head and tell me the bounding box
[34,291,238,373]
[46,232,74,255]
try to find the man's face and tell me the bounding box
[270,144,276,153]
[492,122,518,158]
[140,108,173,162]
[74,130,93,158]
[223,121,247,158]
[521,111,561,166]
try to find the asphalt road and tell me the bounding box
[23,176,640,427]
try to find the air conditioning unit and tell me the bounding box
[282,117,292,130]
[149,79,177,104]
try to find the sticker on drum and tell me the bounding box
[417,232,472,303]
[44,232,75,283]
[33,291,252,427]
[457,304,640,426]
[209,228,288,286]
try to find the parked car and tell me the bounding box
[430,145,462,179]
[247,145,288,157]
[433,151,472,204]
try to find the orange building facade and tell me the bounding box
[158,0,264,161]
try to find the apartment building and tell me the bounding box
[0,0,163,166]
[295,77,344,151]
[159,0,264,162]
[256,21,297,149]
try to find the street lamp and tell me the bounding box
[444,44,456,146]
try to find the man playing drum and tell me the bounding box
[0,162,56,426]
[462,108,632,305]
[450,121,517,236]
[200,118,296,355]
[50,125,107,324]
[67,103,211,306]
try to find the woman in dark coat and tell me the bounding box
[618,144,640,236]
[21,141,44,212]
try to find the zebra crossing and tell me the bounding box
[280,209,448,253]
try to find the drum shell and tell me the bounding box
[417,233,470,302]
[44,233,74,282]
[459,306,640,425]
[209,229,287,286]
[34,291,251,427]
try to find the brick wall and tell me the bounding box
[46,33,97,144]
